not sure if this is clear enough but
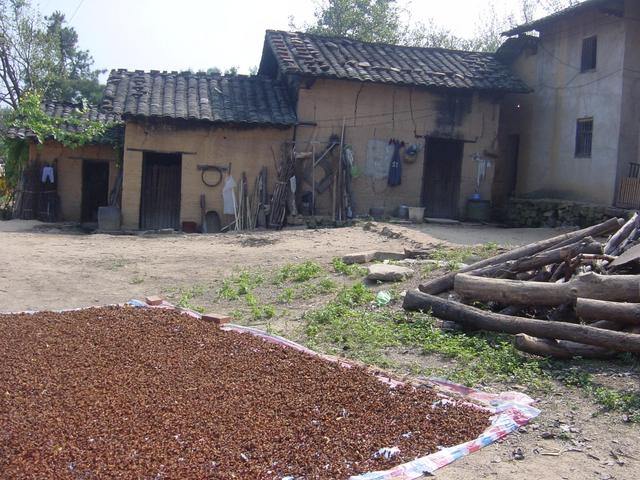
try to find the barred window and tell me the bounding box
[581,36,597,72]
[575,118,593,158]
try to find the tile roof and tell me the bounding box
[6,102,121,140]
[503,0,622,36]
[260,30,530,93]
[101,70,297,126]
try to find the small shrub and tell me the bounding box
[246,293,275,320]
[277,288,295,304]
[217,271,264,299]
[332,258,367,277]
[275,261,323,283]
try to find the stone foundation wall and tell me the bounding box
[503,198,632,228]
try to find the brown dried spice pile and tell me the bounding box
[0,306,490,479]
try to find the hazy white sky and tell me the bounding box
[36,0,544,75]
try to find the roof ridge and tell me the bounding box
[108,68,265,80]
[265,29,498,57]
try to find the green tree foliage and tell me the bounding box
[1,91,114,189]
[43,11,104,105]
[295,0,584,53]
[0,1,103,109]
[303,0,403,44]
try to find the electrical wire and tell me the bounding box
[69,0,86,21]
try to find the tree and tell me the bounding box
[44,11,104,105]
[295,0,586,53]
[0,0,103,109]
[301,0,404,44]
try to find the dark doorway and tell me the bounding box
[506,134,520,197]
[81,160,110,223]
[422,137,464,219]
[140,152,182,230]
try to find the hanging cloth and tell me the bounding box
[387,139,403,186]
[42,165,55,184]
[222,175,237,215]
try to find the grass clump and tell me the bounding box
[303,283,547,386]
[175,285,206,313]
[245,293,275,320]
[275,261,323,283]
[424,242,500,272]
[332,258,367,277]
[218,271,264,300]
[300,278,338,299]
[558,369,640,422]
[276,287,295,304]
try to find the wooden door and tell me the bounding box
[422,138,464,219]
[81,160,110,222]
[140,152,182,230]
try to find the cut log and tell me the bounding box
[576,298,640,325]
[403,289,640,353]
[454,272,640,306]
[514,334,616,359]
[473,237,603,278]
[590,320,624,331]
[418,217,622,295]
[604,213,638,255]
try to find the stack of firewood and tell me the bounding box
[403,213,640,359]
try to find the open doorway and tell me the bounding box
[422,137,464,219]
[81,160,110,223]
[140,152,182,230]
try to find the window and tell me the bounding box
[581,36,597,72]
[575,118,593,158]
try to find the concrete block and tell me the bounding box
[367,264,414,282]
[342,251,377,264]
[373,251,406,261]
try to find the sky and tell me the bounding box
[35,0,549,76]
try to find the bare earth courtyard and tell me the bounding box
[1,220,639,479]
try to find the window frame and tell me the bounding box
[575,117,594,158]
[580,36,598,72]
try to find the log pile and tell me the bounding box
[403,213,640,359]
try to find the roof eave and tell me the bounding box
[294,72,530,95]
[502,0,624,36]
[122,114,295,129]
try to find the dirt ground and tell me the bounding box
[1,219,639,479]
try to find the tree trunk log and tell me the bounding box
[454,272,640,306]
[473,238,603,279]
[604,212,638,255]
[576,298,640,325]
[418,217,622,295]
[513,334,616,359]
[403,289,640,353]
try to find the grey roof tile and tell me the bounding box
[261,30,530,93]
[101,70,297,126]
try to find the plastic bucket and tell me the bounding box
[408,206,425,223]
